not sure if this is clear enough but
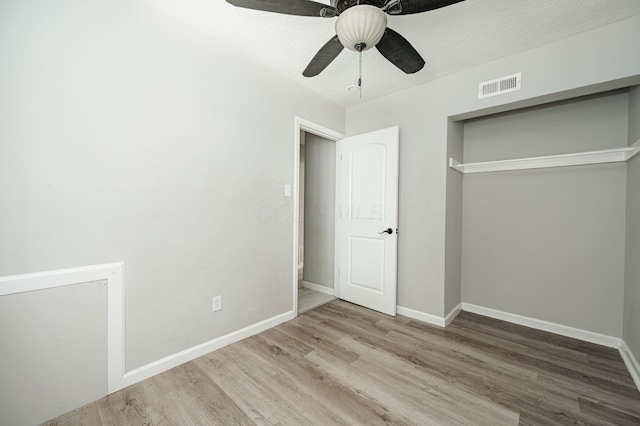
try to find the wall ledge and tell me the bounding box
[450,139,640,174]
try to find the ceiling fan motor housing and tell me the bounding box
[331,0,389,13]
[335,5,388,51]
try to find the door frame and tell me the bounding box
[292,117,344,316]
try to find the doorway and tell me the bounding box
[297,129,338,314]
[292,118,400,317]
[293,118,343,315]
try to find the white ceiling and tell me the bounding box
[141,0,640,108]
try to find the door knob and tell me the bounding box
[379,228,393,235]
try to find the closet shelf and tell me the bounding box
[450,140,640,174]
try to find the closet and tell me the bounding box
[451,89,638,336]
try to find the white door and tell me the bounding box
[335,127,399,316]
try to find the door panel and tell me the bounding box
[349,236,385,292]
[336,127,399,315]
[350,144,386,221]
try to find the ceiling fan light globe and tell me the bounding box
[335,5,387,51]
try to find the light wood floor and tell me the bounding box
[44,300,640,425]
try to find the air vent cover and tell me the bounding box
[479,73,521,99]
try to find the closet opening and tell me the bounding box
[447,88,635,338]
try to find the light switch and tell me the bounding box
[284,184,292,197]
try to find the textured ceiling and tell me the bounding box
[141,0,640,108]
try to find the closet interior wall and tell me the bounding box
[624,86,640,358]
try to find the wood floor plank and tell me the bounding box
[260,327,315,357]
[338,335,521,426]
[392,332,621,424]
[194,349,305,425]
[305,346,449,425]
[371,329,587,422]
[224,337,349,425]
[163,362,255,425]
[305,305,392,338]
[239,334,396,425]
[377,321,595,413]
[537,371,640,418]
[94,381,157,426]
[444,314,635,390]
[578,396,640,426]
[43,300,640,425]
[277,317,360,364]
[375,317,539,381]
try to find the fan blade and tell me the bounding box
[303,35,344,77]
[386,0,464,15]
[226,0,338,17]
[376,28,425,74]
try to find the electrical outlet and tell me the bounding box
[212,295,222,312]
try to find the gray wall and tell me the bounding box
[630,86,640,144]
[461,93,628,336]
[0,0,344,375]
[463,91,630,161]
[303,133,336,289]
[624,86,640,356]
[347,16,640,318]
[0,281,107,425]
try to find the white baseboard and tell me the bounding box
[620,340,640,392]
[444,303,462,326]
[397,306,446,327]
[121,310,296,389]
[396,303,462,328]
[461,303,621,348]
[301,280,335,296]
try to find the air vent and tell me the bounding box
[479,73,521,99]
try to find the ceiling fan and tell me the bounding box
[225,0,465,78]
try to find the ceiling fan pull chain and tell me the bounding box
[358,49,362,99]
